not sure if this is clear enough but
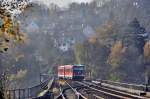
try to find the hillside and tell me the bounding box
[1,0,150,88]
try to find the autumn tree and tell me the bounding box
[0,0,29,98]
[124,18,148,53]
[107,41,126,81]
[0,0,29,53]
[96,21,119,48]
[108,41,126,70]
[144,41,150,64]
[143,40,150,84]
[74,43,86,64]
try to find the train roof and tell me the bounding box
[73,64,85,66]
[58,64,85,68]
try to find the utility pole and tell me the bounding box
[40,73,42,84]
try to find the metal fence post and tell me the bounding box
[23,89,25,99]
[13,90,15,99]
[27,88,30,98]
[8,90,11,99]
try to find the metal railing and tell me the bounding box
[5,74,55,99]
[6,79,49,99]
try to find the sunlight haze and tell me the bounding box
[32,0,93,7]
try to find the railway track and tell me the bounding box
[94,80,147,96]
[76,81,149,99]
[56,80,87,99]
[56,83,66,99]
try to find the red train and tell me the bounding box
[58,64,85,80]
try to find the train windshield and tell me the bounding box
[73,66,85,75]
[74,67,84,70]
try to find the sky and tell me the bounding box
[32,0,93,7]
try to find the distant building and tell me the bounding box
[55,37,75,52]
[83,25,95,38]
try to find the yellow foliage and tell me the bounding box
[88,35,97,44]
[59,79,66,85]
[9,69,27,81]
[0,30,3,37]
[0,41,9,52]
[144,40,150,63]
[15,54,24,62]
[110,41,125,57]
[0,14,26,53]
[96,22,113,37]
[95,21,116,46]
[3,16,13,31]
[108,41,126,69]
[18,33,27,44]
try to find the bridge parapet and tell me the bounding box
[6,78,54,99]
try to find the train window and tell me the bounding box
[66,69,70,72]
[74,70,84,75]
[74,67,84,70]
[58,68,64,73]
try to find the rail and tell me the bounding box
[65,81,87,99]
[55,84,66,99]
[100,80,150,91]
[56,80,87,99]
[77,81,148,99]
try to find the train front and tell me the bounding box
[72,65,85,80]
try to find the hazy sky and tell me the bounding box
[32,0,93,7]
